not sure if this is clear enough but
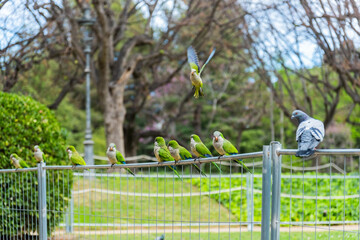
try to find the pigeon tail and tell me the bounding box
[296,149,315,158]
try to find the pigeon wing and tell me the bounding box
[310,119,325,142]
[296,118,325,142]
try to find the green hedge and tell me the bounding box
[0,92,73,237]
[193,172,360,223]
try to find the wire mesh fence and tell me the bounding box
[277,148,360,239]
[1,145,360,240]
[0,153,264,239]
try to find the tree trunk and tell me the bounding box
[124,114,138,157]
[104,84,126,155]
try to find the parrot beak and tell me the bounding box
[215,137,218,142]
[110,147,113,151]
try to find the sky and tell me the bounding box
[0,0,50,49]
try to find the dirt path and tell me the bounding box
[54,224,360,236]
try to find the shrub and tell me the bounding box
[0,92,73,237]
[193,172,360,223]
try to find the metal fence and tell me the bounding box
[0,142,360,240]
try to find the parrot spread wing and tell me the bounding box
[71,152,86,166]
[187,46,200,73]
[20,159,29,168]
[195,143,212,157]
[223,140,238,155]
[199,48,216,75]
[116,150,125,163]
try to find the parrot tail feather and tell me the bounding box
[126,168,135,176]
[168,166,182,180]
[193,87,204,98]
[211,162,222,173]
[235,159,252,174]
[194,88,200,98]
[199,87,204,97]
[193,164,207,177]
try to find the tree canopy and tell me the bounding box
[1,0,359,157]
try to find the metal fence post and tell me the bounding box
[246,172,254,231]
[261,145,271,240]
[270,141,282,240]
[37,162,47,239]
[70,193,74,232]
[65,193,74,233]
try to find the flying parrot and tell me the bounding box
[154,137,182,179]
[291,110,325,158]
[66,145,87,168]
[212,131,251,173]
[33,145,44,163]
[106,143,135,176]
[10,153,29,169]
[168,140,207,177]
[187,46,216,98]
[190,134,222,173]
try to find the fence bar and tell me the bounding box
[270,141,282,240]
[0,167,37,173]
[246,172,254,231]
[66,193,74,233]
[37,162,47,239]
[261,145,271,240]
[43,152,263,170]
[277,149,360,155]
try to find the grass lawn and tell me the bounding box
[52,170,360,239]
[70,173,238,226]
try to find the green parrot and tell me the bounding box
[10,153,29,169]
[34,145,44,163]
[187,46,216,98]
[154,137,182,179]
[66,145,86,167]
[212,131,251,173]
[167,140,207,177]
[190,134,222,173]
[106,143,135,176]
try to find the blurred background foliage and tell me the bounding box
[1,0,359,159]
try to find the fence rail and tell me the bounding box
[1,144,360,240]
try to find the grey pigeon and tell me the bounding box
[291,110,325,158]
[155,234,164,240]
